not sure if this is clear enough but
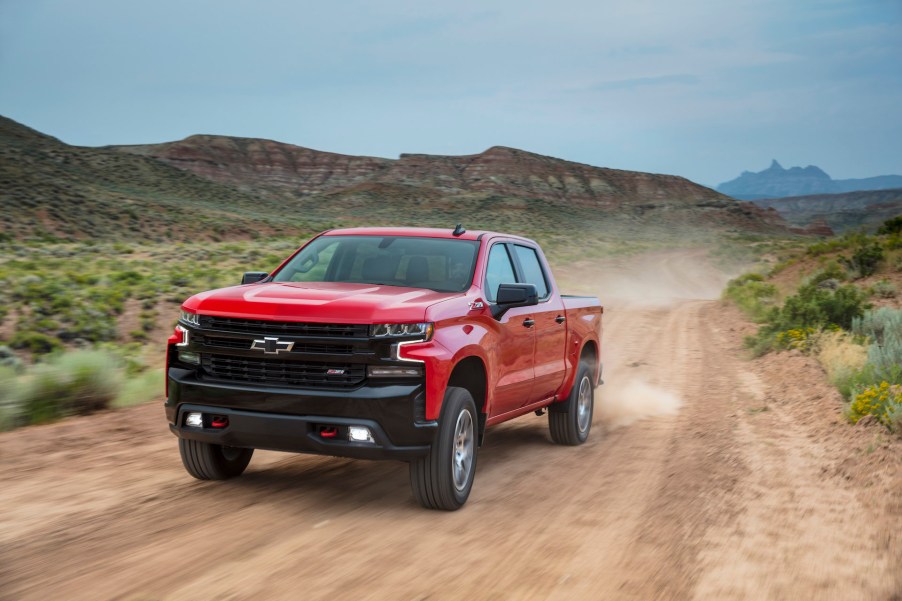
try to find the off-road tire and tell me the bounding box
[410,387,478,510]
[549,362,594,445]
[179,439,254,480]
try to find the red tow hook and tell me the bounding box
[320,427,338,439]
[210,416,229,429]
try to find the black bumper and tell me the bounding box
[166,368,436,460]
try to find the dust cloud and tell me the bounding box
[557,249,735,430]
[597,379,683,430]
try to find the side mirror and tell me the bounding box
[492,283,539,319]
[241,271,269,285]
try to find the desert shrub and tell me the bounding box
[20,362,69,423]
[0,365,22,431]
[877,215,902,236]
[54,350,123,415]
[774,327,819,352]
[0,345,24,372]
[10,331,63,355]
[745,282,868,356]
[847,382,902,428]
[852,307,902,347]
[816,330,869,395]
[113,369,163,408]
[840,242,884,278]
[723,273,778,322]
[871,279,897,298]
[772,282,867,332]
[18,350,124,423]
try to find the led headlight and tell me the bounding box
[369,322,433,339]
[179,310,201,327]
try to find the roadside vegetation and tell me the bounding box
[0,237,314,429]
[2,226,765,430]
[724,217,902,432]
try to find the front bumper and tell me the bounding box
[166,368,436,460]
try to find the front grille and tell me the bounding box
[199,336,354,355]
[202,354,365,389]
[200,316,368,338]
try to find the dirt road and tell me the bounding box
[2,252,900,600]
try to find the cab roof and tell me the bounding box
[323,226,533,243]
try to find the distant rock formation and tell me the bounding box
[750,188,902,234]
[717,160,902,200]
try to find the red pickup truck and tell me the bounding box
[166,226,602,510]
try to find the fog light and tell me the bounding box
[178,350,200,365]
[367,365,423,378]
[186,412,203,427]
[348,426,375,443]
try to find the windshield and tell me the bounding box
[272,235,480,293]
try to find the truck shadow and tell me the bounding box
[200,418,559,512]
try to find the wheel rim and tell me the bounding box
[452,409,475,492]
[576,376,592,434]
[221,445,243,461]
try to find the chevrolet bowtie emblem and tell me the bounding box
[250,337,295,354]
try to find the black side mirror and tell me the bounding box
[241,271,269,285]
[492,283,539,319]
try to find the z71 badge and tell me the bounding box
[468,300,485,310]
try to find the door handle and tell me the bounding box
[555,315,566,324]
[522,318,535,328]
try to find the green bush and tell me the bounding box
[771,282,868,332]
[877,215,902,236]
[840,242,884,278]
[10,331,63,355]
[723,273,778,322]
[21,362,69,424]
[745,282,868,356]
[18,350,124,423]
[0,365,22,431]
[871,279,897,299]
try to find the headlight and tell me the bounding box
[179,310,200,327]
[369,322,433,339]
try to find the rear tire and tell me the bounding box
[179,439,253,480]
[549,362,594,445]
[410,387,478,510]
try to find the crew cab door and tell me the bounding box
[509,244,567,405]
[484,242,536,417]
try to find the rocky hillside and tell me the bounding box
[752,188,902,233]
[112,133,792,234]
[0,116,299,242]
[1,115,794,242]
[718,160,902,200]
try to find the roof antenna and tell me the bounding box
[452,223,466,237]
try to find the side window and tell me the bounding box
[513,245,549,299]
[485,244,517,302]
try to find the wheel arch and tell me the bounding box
[446,355,488,446]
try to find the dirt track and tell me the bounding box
[1,252,900,600]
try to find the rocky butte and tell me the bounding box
[112,134,792,233]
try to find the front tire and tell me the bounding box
[179,439,253,480]
[410,387,478,510]
[549,362,595,445]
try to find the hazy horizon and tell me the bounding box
[1,0,900,187]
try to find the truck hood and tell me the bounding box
[184,281,461,323]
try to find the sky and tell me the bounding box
[1,0,900,187]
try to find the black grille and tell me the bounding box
[200,316,368,338]
[199,336,354,355]
[202,354,365,388]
